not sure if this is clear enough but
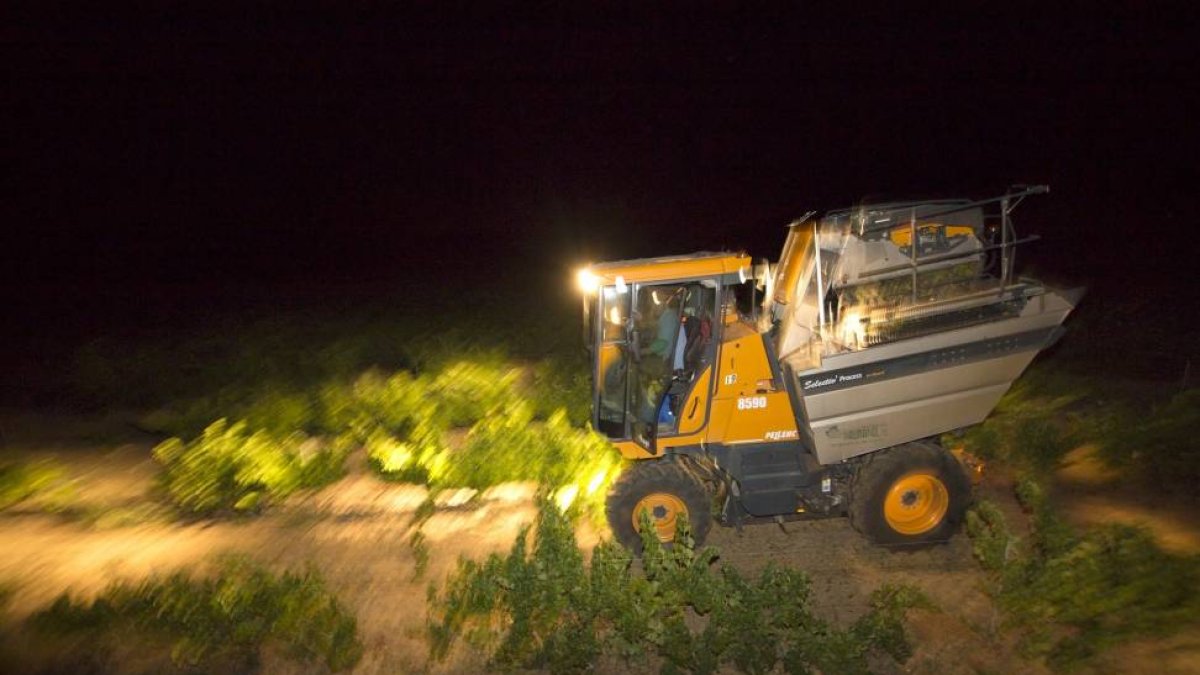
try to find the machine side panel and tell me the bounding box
[707,330,800,445]
[804,351,1037,463]
[708,440,819,517]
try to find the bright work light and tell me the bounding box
[576,268,599,294]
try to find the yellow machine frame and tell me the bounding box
[584,186,1066,551]
[579,252,799,460]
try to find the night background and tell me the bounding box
[4,6,1194,334]
[1,5,1198,673]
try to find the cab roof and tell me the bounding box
[587,251,752,285]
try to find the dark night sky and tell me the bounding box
[2,4,1195,304]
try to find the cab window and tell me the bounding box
[595,284,631,438]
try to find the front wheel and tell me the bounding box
[606,460,712,553]
[849,442,972,546]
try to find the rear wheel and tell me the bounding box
[849,442,971,546]
[607,460,712,553]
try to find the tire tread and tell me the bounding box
[606,460,713,552]
[848,441,971,546]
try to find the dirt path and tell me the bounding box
[1055,445,1200,555]
[0,438,1034,674]
[0,448,537,674]
[2,431,1197,673]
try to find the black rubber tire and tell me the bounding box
[606,460,713,553]
[848,441,972,547]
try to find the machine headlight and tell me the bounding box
[576,268,599,294]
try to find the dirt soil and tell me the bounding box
[1,414,1197,674]
[1054,445,1200,555]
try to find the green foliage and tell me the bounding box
[461,404,623,526]
[1012,417,1075,472]
[323,370,436,443]
[317,363,619,523]
[968,481,1200,670]
[0,459,66,510]
[132,340,522,441]
[239,389,325,436]
[326,370,449,483]
[445,402,611,488]
[57,277,607,518]
[62,276,581,415]
[30,555,362,672]
[152,419,348,515]
[409,529,430,581]
[329,368,620,518]
[1095,388,1200,492]
[958,380,1078,472]
[854,585,935,663]
[427,502,926,674]
[410,496,438,526]
[965,500,1013,572]
[957,363,1196,492]
[143,348,618,523]
[528,355,592,426]
[141,385,328,444]
[849,261,985,310]
[956,423,1001,462]
[1013,478,1075,559]
[963,375,1200,668]
[65,279,608,530]
[429,359,521,427]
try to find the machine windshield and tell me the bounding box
[591,279,717,444]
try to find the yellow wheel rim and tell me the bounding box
[633,493,688,542]
[884,471,950,535]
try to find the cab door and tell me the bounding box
[627,280,719,452]
[593,284,632,439]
